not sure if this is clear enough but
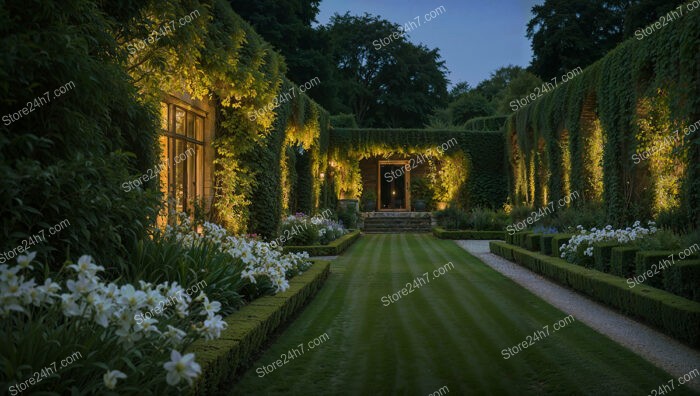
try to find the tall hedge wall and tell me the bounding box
[507,6,700,228]
[463,115,508,132]
[0,0,165,269]
[329,128,506,208]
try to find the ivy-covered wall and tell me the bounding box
[329,129,507,208]
[507,8,700,228]
[124,0,332,239]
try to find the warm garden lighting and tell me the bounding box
[3,0,700,394]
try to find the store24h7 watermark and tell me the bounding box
[0,219,70,264]
[8,351,82,395]
[381,261,454,307]
[501,315,575,359]
[3,81,76,126]
[256,333,330,378]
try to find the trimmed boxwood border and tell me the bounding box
[489,241,700,348]
[187,260,331,395]
[432,227,505,240]
[283,229,361,256]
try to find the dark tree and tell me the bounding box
[323,13,448,127]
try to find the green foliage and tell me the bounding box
[462,116,508,132]
[189,260,331,394]
[664,260,700,302]
[336,205,358,229]
[433,207,508,231]
[610,246,640,277]
[512,8,700,229]
[635,251,671,288]
[330,113,358,128]
[490,241,700,347]
[432,227,505,240]
[593,242,619,273]
[282,230,361,256]
[0,0,163,269]
[330,128,506,206]
[448,92,494,125]
[279,218,320,246]
[322,13,449,127]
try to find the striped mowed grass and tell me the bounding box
[230,234,698,395]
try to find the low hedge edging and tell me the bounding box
[283,229,361,256]
[432,227,505,240]
[489,241,700,348]
[188,260,332,395]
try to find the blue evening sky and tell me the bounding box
[316,0,543,88]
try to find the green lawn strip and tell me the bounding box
[229,235,698,395]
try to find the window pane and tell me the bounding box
[188,143,196,204]
[196,116,204,141]
[175,139,186,211]
[187,113,195,139]
[197,145,204,199]
[175,108,186,135]
[160,103,168,131]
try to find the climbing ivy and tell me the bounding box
[507,8,700,228]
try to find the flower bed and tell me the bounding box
[0,213,316,394]
[283,230,361,256]
[273,213,349,248]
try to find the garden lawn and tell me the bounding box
[229,234,698,395]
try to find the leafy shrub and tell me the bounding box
[632,229,682,251]
[277,213,348,246]
[0,0,161,271]
[434,207,469,230]
[508,205,532,224]
[336,205,358,229]
[279,216,320,246]
[546,204,605,232]
[560,221,657,266]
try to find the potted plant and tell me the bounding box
[362,190,377,212]
[411,177,433,211]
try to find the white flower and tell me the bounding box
[162,325,187,346]
[103,370,127,390]
[68,255,104,276]
[16,252,37,270]
[163,350,201,386]
[200,296,221,317]
[201,314,227,340]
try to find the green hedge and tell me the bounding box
[551,234,573,258]
[610,246,639,277]
[432,227,505,240]
[593,242,619,273]
[635,251,673,288]
[507,10,700,227]
[664,260,700,303]
[525,234,541,252]
[539,235,555,256]
[462,115,508,132]
[188,260,331,395]
[489,242,700,347]
[283,230,361,256]
[329,129,507,208]
[512,231,532,249]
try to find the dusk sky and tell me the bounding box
[316,0,543,88]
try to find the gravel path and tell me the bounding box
[456,240,700,392]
